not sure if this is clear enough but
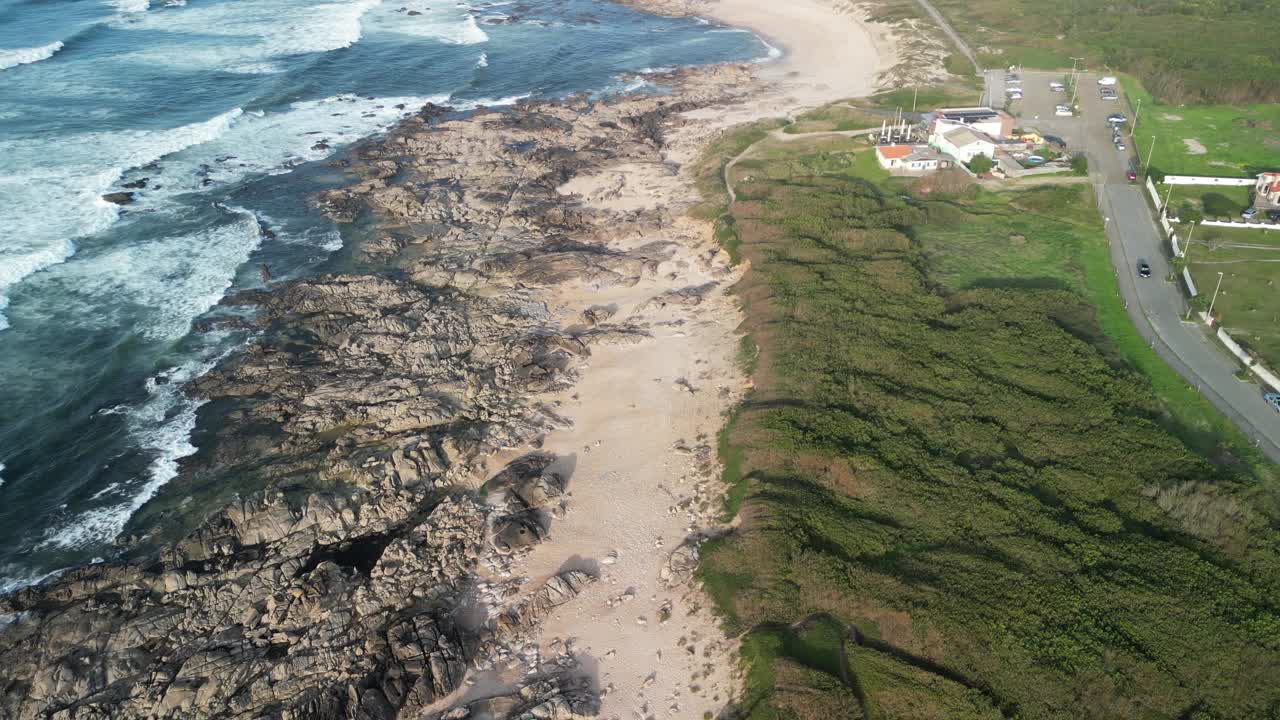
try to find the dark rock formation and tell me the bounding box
[0,64,756,719]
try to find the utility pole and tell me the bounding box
[1207,271,1225,321]
[1132,97,1142,136]
[1144,135,1157,174]
[1163,183,1174,213]
[912,86,918,113]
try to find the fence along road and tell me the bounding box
[985,69,1280,460]
[1074,70,1280,460]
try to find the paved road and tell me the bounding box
[992,69,1280,460]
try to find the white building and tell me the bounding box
[875,144,953,173]
[932,107,1014,139]
[930,126,997,165]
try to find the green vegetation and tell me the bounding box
[965,153,993,175]
[858,84,978,113]
[1121,75,1280,178]
[700,129,1280,719]
[784,104,886,135]
[930,0,1280,104]
[1181,225,1280,368]
[1070,153,1088,176]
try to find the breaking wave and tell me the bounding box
[0,41,63,71]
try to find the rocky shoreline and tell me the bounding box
[0,64,760,719]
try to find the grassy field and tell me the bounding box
[783,105,888,135]
[1180,224,1280,368]
[700,128,1280,719]
[1122,76,1280,179]
[926,0,1280,105]
[856,83,980,113]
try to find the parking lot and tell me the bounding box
[988,67,1280,458]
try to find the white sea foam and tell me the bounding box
[115,0,384,68]
[67,208,265,340]
[109,0,149,12]
[118,95,436,207]
[448,92,530,110]
[0,108,242,331]
[367,1,489,44]
[0,41,64,71]
[37,350,222,550]
[0,567,67,596]
[0,462,5,489]
[476,52,488,68]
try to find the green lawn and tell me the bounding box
[927,0,1280,105]
[1123,75,1280,178]
[1183,225,1280,368]
[783,105,886,135]
[698,128,1280,720]
[858,84,980,113]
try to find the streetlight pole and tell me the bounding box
[1132,97,1142,137]
[1144,135,1156,174]
[1207,271,1225,322]
[1163,183,1174,213]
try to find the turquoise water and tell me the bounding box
[0,0,768,590]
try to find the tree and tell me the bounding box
[967,153,994,175]
[1071,153,1089,176]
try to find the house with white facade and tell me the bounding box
[930,126,997,165]
[875,144,953,174]
[932,107,1014,140]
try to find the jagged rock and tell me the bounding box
[495,571,594,638]
[0,65,759,719]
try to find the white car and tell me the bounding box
[1049,82,1065,92]
[1098,76,1118,86]
[1054,105,1073,117]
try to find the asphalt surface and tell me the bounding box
[988,69,1280,460]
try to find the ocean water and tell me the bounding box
[0,0,768,591]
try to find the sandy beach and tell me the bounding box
[491,1,901,716]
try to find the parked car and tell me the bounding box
[1049,81,1065,92]
[1054,105,1073,117]
[1265,392,1280,413]
[1268,209,1280,222]
[1127,168,1138,182]
[1242,207,1259,219]
[1107,113,1127,124]
[1137,260,1151,278]
[1101,92,1119,102]
[1043,134,1066,148]
[1098,76,1118,86]
[1114,138,1127,151]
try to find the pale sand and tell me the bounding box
[478,1,900,717]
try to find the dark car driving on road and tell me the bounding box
[1138,260,1151,278]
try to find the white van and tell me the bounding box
[1097,76,1118,86]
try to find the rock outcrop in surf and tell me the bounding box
[0,64,753,719]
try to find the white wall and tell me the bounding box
[1201,219,1279,230]
[1163,175,1254,186]
[1182,267,1197,296]
[1214,327,1280,392]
